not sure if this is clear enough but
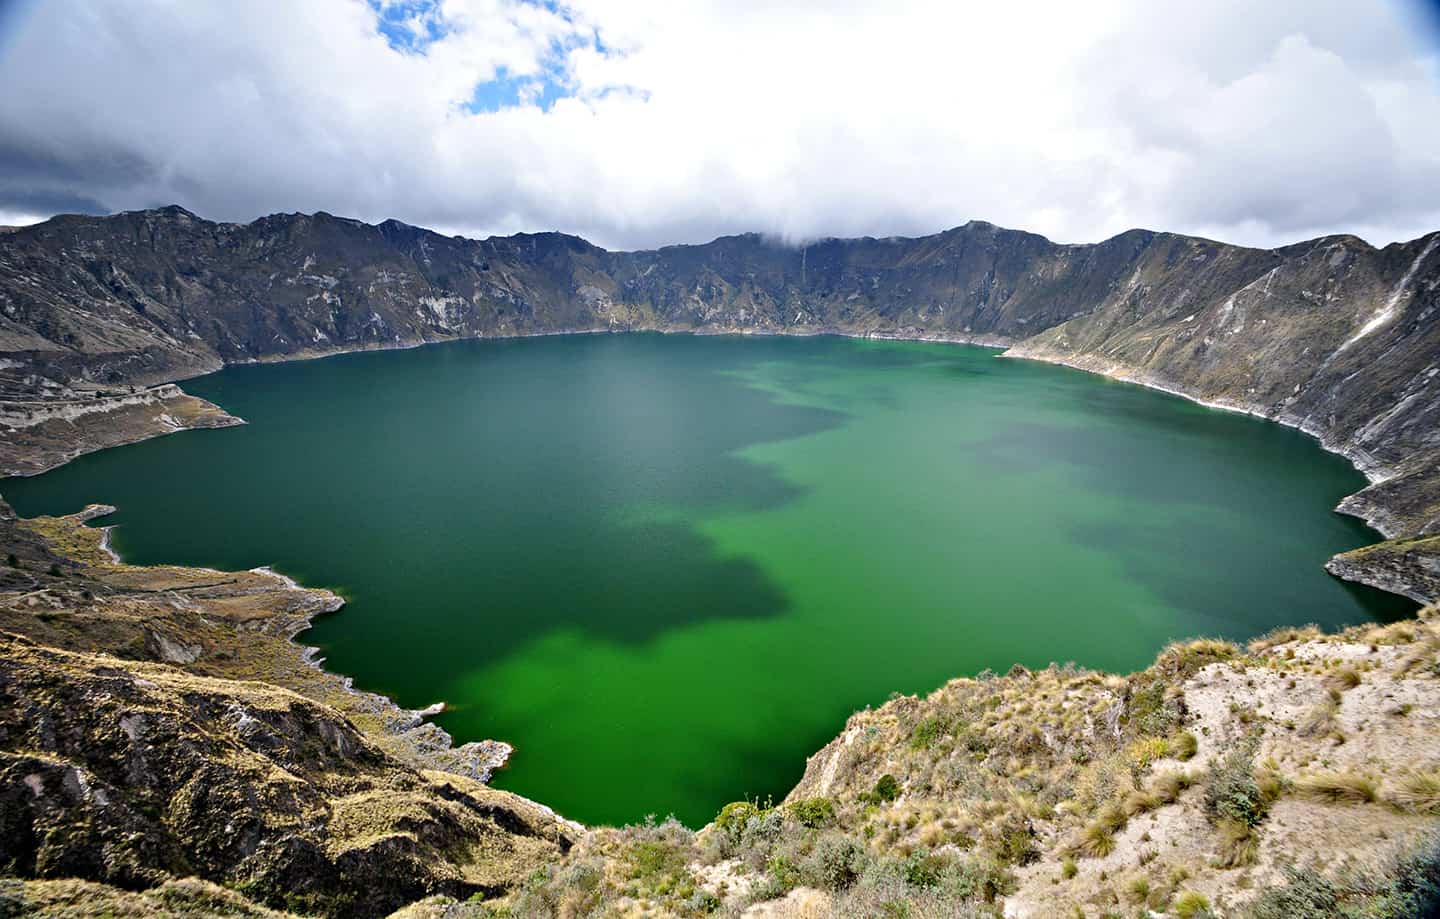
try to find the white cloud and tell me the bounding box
[0,0,1436,249]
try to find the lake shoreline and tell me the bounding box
[2,324,1430,610]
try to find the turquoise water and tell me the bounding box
[1,334,1411,826]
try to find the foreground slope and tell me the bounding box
[0,500,576,917]
[2,208,1437,600]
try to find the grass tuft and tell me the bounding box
[1066,822,1117,860]
[1173,889,1212,917]
[1385,770,1440,815]
[1294,771,1377,805]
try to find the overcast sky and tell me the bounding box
[1,0,1438,250]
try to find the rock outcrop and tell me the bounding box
[3,207,1436,599]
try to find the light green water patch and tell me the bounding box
[1,333,1412,828]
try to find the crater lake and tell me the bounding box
[0,333,1412,826]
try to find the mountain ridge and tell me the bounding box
[1,205,1437,601]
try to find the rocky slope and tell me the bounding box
[2,207,1437,599]
[0,500,576,917]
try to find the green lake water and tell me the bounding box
[0,334,1413,826]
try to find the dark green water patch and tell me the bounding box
[1,334,1413,827]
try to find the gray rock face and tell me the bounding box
[2,207,1437,597]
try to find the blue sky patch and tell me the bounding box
[369,0,450,53]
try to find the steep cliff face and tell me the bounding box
[2,207,1437,596]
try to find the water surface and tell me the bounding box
[2,334,1411,825]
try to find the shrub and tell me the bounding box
[766,854,801,892]
[902,850,949,888]
[1126,679,1180,737]
[803,835,867,891]
[871,774,901,803]
[909,715,950,750]
[991,814,1038,866]
[1386,771,1440,816]
[1244,832,1440,918]
[942,856,1015,903]
[1294,772,1377,805]
[5,553,17,568]
[715,801,759,841]
[1060,858,1078,879]
[1203,734,1267,827]
[789,796,836,828]
[1243,866,1340,919]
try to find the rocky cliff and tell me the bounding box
[1,207,1437,594]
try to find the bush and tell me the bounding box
[766,854,801,893]
[941,857,1015,903]
[1125,678,1181,737]
[1244,833,1440,918]
[902,850,950,889]
[909,715,950,750]
[1243,866,1340,919]
[803,835,868,891]
[789,796,836,828]
[1203,734,1267,828]
[870,774,901,803]
[991,814,1038,866]
[715,800,760,840]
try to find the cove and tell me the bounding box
[0,333,1413,827]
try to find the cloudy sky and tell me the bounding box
[1,0,1438,250]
